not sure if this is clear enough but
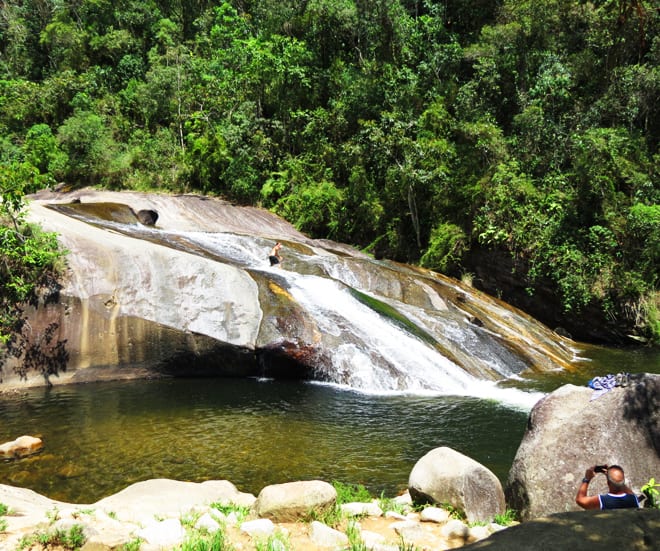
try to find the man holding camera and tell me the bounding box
[576,464,640,510]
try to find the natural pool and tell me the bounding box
[1,345,658,504]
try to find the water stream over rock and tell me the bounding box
[11,189,581,409]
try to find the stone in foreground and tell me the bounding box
[253,480,337,522]
[408,446,505,523]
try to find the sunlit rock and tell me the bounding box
[0,435,44,459]
[253,480,336,522]
[309,520,350,548]
[505,373,660,520]
[14,188,579,402]
[408,446,505,523]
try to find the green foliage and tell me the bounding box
[0,0,657,343]
[209,503,251,523]
[0,165,66,382]
[332,481,373,505]
[642,478,660,509]
[254,531,290,551]
[420,223,467,273]
[345,520,367,551]
[18,524,86,550]
[180,529,232,551]
[493,508,518,525]
[120,538,144,551]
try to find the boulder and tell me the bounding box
[0,435,44,459]
[408,446,505,523]
[309,520,350,548]
[506,373,660,520]
[461,509,660,551]
[253,480,337,522]
[6,188,577,397]
[92,478,256,523]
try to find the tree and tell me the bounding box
[0,161,67,385]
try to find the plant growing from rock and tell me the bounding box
[493,508,518,526]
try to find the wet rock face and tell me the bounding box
[464,248,635,344]
[505,373,660,521]
[10,188,577,392]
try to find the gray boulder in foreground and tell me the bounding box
[253,480,337,522]
[462,509,660,551]
[506,373,660,520]
[408,446,505,523]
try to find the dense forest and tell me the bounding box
[0,0,658,346]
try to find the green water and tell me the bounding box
[0,345,658,504]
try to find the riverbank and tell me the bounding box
[0,478,507,550]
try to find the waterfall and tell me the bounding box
[34,198,573,411]
[175,230,546,409]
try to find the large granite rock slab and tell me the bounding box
[506,373,660,520]
[3,188,577,397]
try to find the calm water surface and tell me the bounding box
[1,344,658,503]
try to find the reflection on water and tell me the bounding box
[0,344,658,504]
[1,378,528,503]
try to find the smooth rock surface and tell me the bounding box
[253,480,336,522]
[409,446,506,523]
[462,509,660,551]
[506,373,660,520]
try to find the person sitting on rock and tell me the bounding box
[576,464,640,510]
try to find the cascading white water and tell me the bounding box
[173,230,544,409]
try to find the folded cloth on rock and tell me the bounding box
[587,372,630,400]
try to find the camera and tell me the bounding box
[594,465,608,473]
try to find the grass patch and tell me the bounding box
[378,493,409,515]
[332,481,373,505]
[180,529,233,551]
[493,509,518,525]
[120,538,144,551]
[254,530,290,551]
[345,520,367,551]
[209,502,251,523]
[18,524,86,550]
